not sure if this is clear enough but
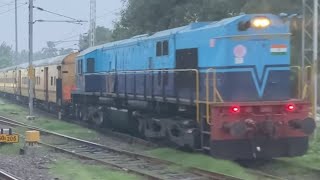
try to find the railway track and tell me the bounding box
[0,115,241,180]
[0,169,21,180]
[10,99,157,149]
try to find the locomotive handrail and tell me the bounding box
[106,69,201,123]
[205,68,224,125]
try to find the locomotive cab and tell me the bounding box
[203,14,316,159]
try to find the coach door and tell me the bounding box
[175,48,198,89]
[44,67,49,102]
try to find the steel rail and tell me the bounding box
[0,169,21,180]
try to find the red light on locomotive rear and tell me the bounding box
[286,103,296,112]
[231,106,241,114]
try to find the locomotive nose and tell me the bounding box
[289,118,316,135]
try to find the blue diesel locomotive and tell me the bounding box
[72,14,315,159]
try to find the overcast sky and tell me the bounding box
[0,0,123,51]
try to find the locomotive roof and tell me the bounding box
[77,15,246,57]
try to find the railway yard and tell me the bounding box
[0,98,318,180]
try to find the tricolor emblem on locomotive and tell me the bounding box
[0,14,316,159]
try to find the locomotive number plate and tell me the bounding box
[0,134,19,143]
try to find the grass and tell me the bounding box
[277,129,320,170]
[50,158,141,180]
[148,148,255,180]
[0,99,99,141]
[0,143,22,155]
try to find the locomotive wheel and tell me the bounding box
[91,111,104,127]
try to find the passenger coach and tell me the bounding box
[0,53,78,115]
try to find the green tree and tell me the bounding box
[79,26,114,50]
[0,42,13,68]
[59,48,74,55]
[42,41,58,58]
[112,0,247,40]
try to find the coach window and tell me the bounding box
[87,58,95,73]
[163,40,169,56]
[51,77,53,86]
[156,42,162,56]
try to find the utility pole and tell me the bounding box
[313,0,319,141]
[89,0,96,47]
[28,0,34,118]
[15,0,18,64]
[313,0,318,124]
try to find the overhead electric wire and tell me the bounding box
[0,0,14,8]
[96,8,121,20]
[33,5,87,23]
[0,0,23,8]
[56,43,78,49]
[34,19,85,24]
[0,1,27,16]
[52,40,79,45]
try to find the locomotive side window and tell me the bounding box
[156,41,169,56]
[163,40,169,56]
[87,58,95,73]
[156,42,162,56]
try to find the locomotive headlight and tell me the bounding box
[251,17,271,28]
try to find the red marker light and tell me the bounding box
[231,106,241,114]
[286,104,296,112]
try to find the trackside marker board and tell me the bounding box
[0,134,19,143]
